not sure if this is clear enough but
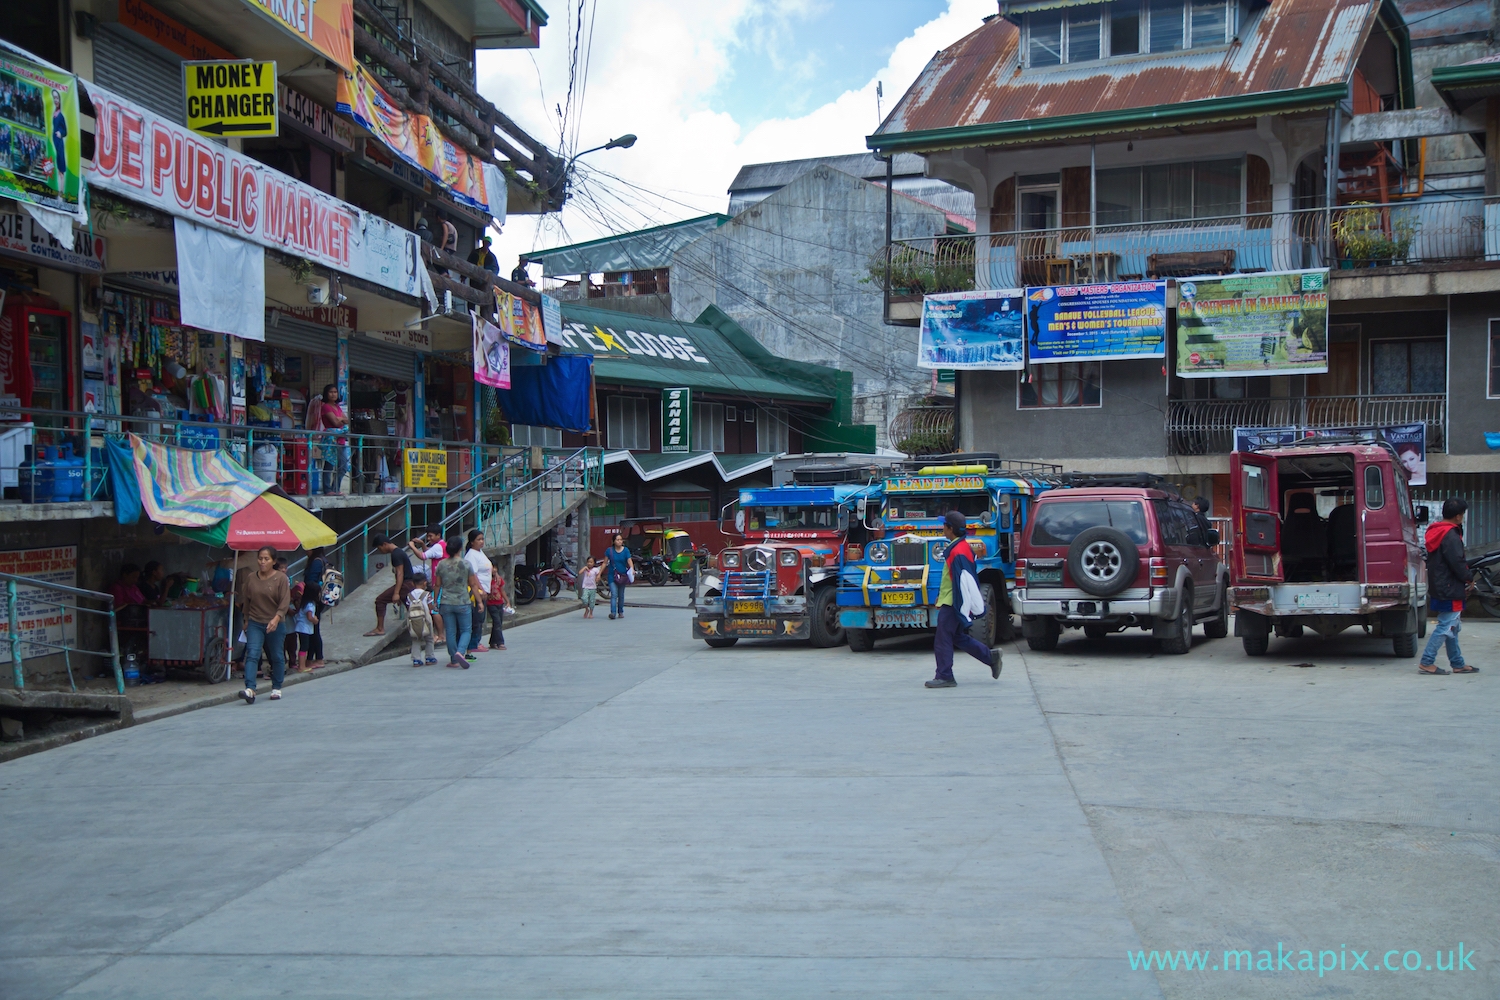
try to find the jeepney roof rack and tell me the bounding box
[790,464,885,485]
[1057,472,1181,496]
[1245,432,1402,462]
[889,454,1064,476]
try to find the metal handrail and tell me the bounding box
[0,571,123,695]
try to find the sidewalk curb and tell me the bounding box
[0,602,584,764]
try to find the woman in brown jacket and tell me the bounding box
[239,545,291,704]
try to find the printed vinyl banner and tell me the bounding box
[337,64,506,218]
[1234,423,1426,486]
[0,41,84,224]
[472,314,510,389]
[1026,280,1168,363]
[1177,269,1329,377]
[917,289,1024,370]
[245,0,352,72]
[0,545,76,659]
[496,290,547,351]
[84,83,436,309]
[662,387,690,454]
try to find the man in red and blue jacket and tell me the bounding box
[927,510,1002,688]
[1421,497,1477,675]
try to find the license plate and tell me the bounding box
[1028,567,1063,586]
[875,609,927,626]
[732,600,765,615]
[881,590,915,605]
[1294,592,1338,608]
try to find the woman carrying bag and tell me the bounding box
[435,535,481,668]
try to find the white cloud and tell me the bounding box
[474,0,994,277]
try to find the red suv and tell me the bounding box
[1016,480,1230,653]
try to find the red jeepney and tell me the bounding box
[1229,440,1428,657]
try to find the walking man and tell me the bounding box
[603,533,633,620]
[926,510,1001,689]
[1421,498,1479,675]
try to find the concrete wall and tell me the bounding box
[671,166,950,449]
[1447,292,1500,457]
[958,360,1167,462]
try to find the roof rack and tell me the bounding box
[1246,431,1401,462]
[1057,472,1181,496]
[889,454,1064,476]
[790,464,884,485]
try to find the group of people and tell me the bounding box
[365,528,507,670]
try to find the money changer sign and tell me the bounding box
[662,387,691,454]
[184,60,278,137]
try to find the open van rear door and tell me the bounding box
[1230,451,1282,582]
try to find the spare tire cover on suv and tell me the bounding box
[1067,526,1139,597]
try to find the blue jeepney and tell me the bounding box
[836,459,1057,652]
[694,479,883,649]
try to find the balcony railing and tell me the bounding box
[0,406,555,507]
[1166,395,1447,457]
[888,405,955,456]
[882,196,1498,299]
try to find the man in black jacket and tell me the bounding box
[1421,498,1477,675]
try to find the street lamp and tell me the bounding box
[565,134,638,189]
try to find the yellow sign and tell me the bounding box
[403,448,447,489]
[183,60,278,137]
[886,475,987,492]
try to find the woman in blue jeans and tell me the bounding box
[237,546,291,704]
[435,535,481,668]
[603,533,634,620]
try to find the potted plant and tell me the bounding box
[1333,202,1420,267]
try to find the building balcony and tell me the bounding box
[1166,395,1447,457]
[880,196,1500,323]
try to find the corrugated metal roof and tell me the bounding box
[872,0,1381,151]
[728,153,929,192]
[523,214,729,277]
[1393,0,1488,42]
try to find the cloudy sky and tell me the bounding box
[475,0,995,279]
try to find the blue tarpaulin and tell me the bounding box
[494,355,593,433]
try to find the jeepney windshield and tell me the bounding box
[744,505,838,531]
[884,492,991,520]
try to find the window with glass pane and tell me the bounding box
[1110,0,1140,54]
[1491,321,1500,396]
[1029,10,1063,66]
[1148,0,1184,51]
[511,424,562,448]
[691,401,725,452]
[1370,340,1445,395]
[757,408,790,454]
[1068,6,1102,62]
[1095,167,1141,225]
[1194,159,1241,218]
[606,396,652,450]
[1143,162,1192,221]
[1189,0,1229,47]
[1019,363,1103,408]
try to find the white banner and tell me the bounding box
[84,82,436,309]
[0,545,77,660]
[175,219,265,341]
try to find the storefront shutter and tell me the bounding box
[93,25,185,124]
[264,313,338,356]
[347,338,417,381]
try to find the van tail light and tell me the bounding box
[1149,557,1168,587]
[845,544,863,562]
[1015,558,1027,589]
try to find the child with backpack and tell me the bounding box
[291,585,318,673]
[406,572,437,666]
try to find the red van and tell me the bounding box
[1229,439,1428,657]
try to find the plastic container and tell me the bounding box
[122,653,141,686]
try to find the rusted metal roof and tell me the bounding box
[1392,0,1488,43]
[872,0,1383,152]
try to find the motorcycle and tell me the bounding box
[1468,548,1500,618]
[536,557,579,599]
[512,564,539,606]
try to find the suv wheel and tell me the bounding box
[1158,589,1192,655]
[1203,581,1229,639]
[1067,527,1140,597]
[1026,632,1059,651]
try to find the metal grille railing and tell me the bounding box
[1166,395,1446,456]
[884,196,1498,293]
[888,406,955,456]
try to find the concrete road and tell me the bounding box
[0,609,1494,999]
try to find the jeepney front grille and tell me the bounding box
[891,541,927,566]
[724,572,772,599]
